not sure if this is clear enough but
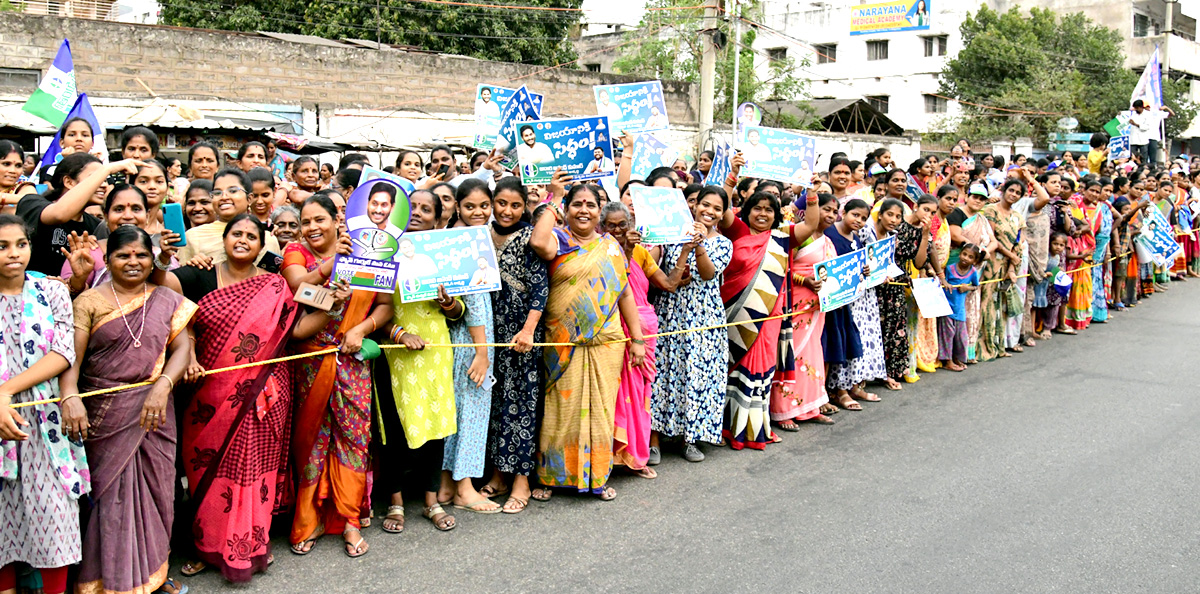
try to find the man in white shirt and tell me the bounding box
[583,147,614,175]
[1128,99,1173,167]
[516,124,554,165]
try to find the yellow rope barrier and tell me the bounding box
[15,310,815,409]
[17,240,1169,409]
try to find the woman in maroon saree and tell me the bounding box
[61,226,195,594]
[170,214,303,581]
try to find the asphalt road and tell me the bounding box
[185,283,1200,593]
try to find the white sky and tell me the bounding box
[581,0,647,28]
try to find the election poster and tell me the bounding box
[1108,135,1131,161]
[593,81,669,134]
[860,236,899,291]
[396,226,502,303]
[515,116,615,184]
[629,186,694,245]
[629,132,678,180]
[1134,206,1184,267]
[850,0,931,36]
[816,248,866,312]
[705,136,733,187]
[738,125,819,188]
[494,85,542,168]
[473,84,543,150]
[360,165,416,213]
[911,277,953,318]
[332,177,413,293]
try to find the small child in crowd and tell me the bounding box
[938,243,980,371]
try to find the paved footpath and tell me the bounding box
[188,283,1200,593]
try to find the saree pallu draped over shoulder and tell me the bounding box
[284,242,374,546]
[75,286,195,594]
[538,234,628,494]
[183,274,299,583]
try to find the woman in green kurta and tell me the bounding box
[378,189,463,533]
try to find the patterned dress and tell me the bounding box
[827,228,887,389]
[0,276,89,569]
[651,235,733,445]
[488,225,548,476]
[879,221,922,380]
[443,292,494,481]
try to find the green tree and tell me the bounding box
[939,6,1196,142]
[611,0,813,130]
[160,0,583,66]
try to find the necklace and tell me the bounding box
[111,282,148,348]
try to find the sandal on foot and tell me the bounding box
[502,496,529,514]
[453,498,502,514]
[598,486,617,501]
[343,526,369,558]
[290,524,324,555]
[803,414,835,425]
[422,503,456,531]
[479,484,510,498]
[180,561,207,577]
[630,466,658,479]
[156,578,188,594]
[530,487,553,502]
[381,505,405,534]
[883,379,904,391]
[769,432,783,444]
[776,419,801,432]
[819,403,839,415]
[834,394,862,411]
[852,389,881,402]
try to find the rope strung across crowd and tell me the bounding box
[0,38,1196,594]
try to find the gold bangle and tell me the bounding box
[157,375,175,391]
[369,317,377,333]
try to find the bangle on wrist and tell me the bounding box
[368,317,377,333]
[59,394,79,404]
[630,338,645,345]
[157,375,175,392]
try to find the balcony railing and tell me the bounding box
[15,0,119,21]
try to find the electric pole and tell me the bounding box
[698,0,718,142]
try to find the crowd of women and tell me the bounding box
[0,120,1192,594]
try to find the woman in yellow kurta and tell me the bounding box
[379,188,461,532]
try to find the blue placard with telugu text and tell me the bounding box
[515,116,615,184]
[738,125,819,187]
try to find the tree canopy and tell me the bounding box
[939,6,1196,141]
[160,0,583,66]
[611,0,813,130]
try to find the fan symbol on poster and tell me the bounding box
[351,227,398,260]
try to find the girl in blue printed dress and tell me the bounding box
[651,187,733,463]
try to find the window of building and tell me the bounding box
[867,95,889,113]
[767,47,787,65]
[585,63,601,72]
[923,35,948,57]
[866,40,888,61]
[1134,12,1161,38]
[0,68,39,93]
[815,43,836,64]
[924,94,947,113]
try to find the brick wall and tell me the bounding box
[0,13,697,123]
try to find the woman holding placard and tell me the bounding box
[528,184,649,500]
[650,187,732,463]
[283,194,392,558]
[600,200,691,472]
[437,179,501,514]
[824,198,877,409]
[718,185,827,444]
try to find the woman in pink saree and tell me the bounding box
[601,202,690,474]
